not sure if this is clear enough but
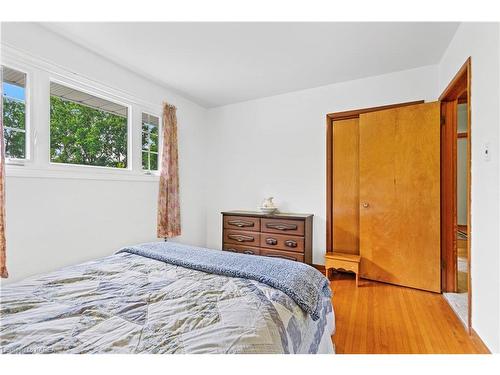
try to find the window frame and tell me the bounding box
[48,77,133,172]
[2,64,31,164]
[141,111,162,175]
[2,44,163,181]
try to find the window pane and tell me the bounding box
[3,96,26,130]
[4,128,26,159]
[2,66,27,159]
[141,112,160,170]
[142,151,149,170]
[142,131,148,150]
[150,133,158,153]
[150,152,158,171]
[50,82,128,168]
[150,123,159,136]
[142,112,159,127]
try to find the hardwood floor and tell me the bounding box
[329,272,489,354]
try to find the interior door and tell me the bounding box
[359,102,441,292]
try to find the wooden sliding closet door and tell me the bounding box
[333,118,360,254]
[359,102,441,292]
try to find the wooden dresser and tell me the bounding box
[221,211,313,264]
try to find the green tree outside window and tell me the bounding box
[3,97,26,159]
[50,96,128,168]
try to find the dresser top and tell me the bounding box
[221,210,313,220]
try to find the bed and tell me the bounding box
[0,242,334,354]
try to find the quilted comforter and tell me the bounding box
[0,249,334,354]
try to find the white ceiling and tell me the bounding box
[41,22,459,108]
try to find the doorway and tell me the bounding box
[440,58,472,330]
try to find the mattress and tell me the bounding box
[0,250,334,354]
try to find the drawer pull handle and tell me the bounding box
[225,248,238,252]
[266,238,278,245]
[227,220,255,228]
[266,222,297,231]
[243,250,255,255]
[285,240,298,248]
[228,234,254,242]
[266,254,297,261]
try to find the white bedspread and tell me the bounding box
[0,252,334,354]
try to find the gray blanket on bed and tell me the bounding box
[118,241,331,321]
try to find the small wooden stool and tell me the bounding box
[325,252,361,287]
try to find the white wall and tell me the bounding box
[205,65,439,264]
[1,23,207,283]
[438,22,500,353]
[204,24,500,352]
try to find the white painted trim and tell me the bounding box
[1,63,32,162]
[6,164,159,182]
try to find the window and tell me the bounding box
[2,66,27,160]
[141,112,159,171]
[50,82,128,168]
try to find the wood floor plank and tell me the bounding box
[329,273,489,354]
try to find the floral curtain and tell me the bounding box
[0,103,8,278]
[157,102,181,238]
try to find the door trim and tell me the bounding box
[441,100,458,292]
[325,100,424,252]
[440,57,472,331]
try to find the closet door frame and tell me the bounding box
[325,100,424,253]
[439,57,472,331]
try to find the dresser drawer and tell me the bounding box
[223,243,260,256]
[261,249,304,262]
[260,233,304,253]
[222,211,313,265]
[224,215,260,232]
[261,218,304,235]
[224,230,261,246]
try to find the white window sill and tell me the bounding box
[5,164,160,182]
